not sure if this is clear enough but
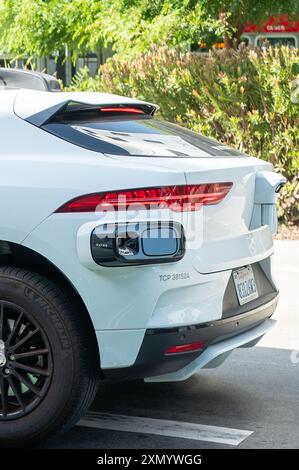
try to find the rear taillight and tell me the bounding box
[55,183,233,213]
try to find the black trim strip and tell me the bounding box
[104,296,278,380]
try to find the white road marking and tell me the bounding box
[78,411,253,446]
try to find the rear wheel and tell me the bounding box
[0,267,99,446]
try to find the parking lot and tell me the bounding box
[42,241,299,449]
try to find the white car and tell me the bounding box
[0,70,284,445]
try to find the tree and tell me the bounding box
[0,0,217,60]
[87,0,299,53]
[92,0,210,54]
[0,0,298,64]
[0,0,102,63]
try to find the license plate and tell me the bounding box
[233,265,258,305]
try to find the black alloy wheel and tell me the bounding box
[0,300,52,420]
[0,267,99,446]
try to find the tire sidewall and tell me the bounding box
[0,275,79,443]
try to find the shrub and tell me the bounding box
[68,46,299,225]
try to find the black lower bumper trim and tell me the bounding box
[103,295,278,380]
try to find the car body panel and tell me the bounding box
[22,212,277,368]
[0,89,281,374]
[0,93,183,244]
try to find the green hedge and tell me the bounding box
[68,46,299,225]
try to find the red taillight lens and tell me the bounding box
[165,341,205,355]
[100,107,145,114]
[55,183,232,213]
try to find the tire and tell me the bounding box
[0,266,99,446]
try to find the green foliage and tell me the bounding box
[0,0,102,59]
[93,0,211,56]
[68,46,299,224]
[1,0,298,61]
[84,0,299,55]
[0,0,212,59]
[80,0,299,55]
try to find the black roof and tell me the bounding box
[0,68,61,92]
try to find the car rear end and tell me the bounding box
[13,91,284,382]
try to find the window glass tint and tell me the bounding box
[44,115,246,158]
[257,36,296,48]
[0,70,45,91]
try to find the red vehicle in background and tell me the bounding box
[243,15,299,48]
[193,15,299,52]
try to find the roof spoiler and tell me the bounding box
[26,100,158,127]
[14,90,159,127]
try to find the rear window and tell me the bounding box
[43,110,245,158]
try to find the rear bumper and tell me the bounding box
[104,295,278,381]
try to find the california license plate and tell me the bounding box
[233,265,258,305]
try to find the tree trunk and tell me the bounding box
[56,51,66,84]
[223,34,234,49]
[220,10,244,49]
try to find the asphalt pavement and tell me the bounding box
[41,240,299,449]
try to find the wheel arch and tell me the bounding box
[0,239,101,372]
